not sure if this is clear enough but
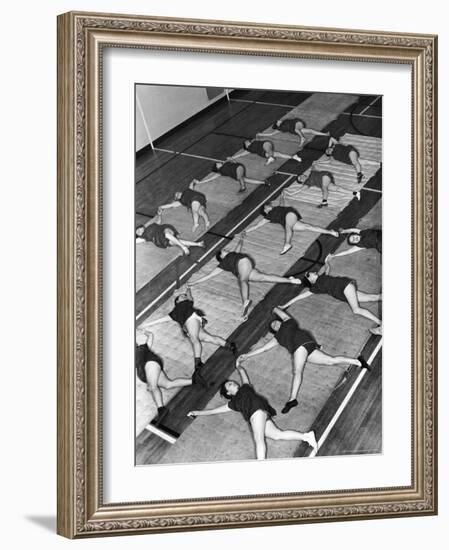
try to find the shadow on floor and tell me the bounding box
[25,515,56,533]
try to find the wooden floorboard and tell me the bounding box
[136,168,382,464]
[135,98,382,319]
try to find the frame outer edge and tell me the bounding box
[56,11,438,538]
[57,12,77,539]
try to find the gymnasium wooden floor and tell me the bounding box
[135,88,382,465]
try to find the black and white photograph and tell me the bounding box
[134,85,382,465]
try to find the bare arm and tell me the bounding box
[144,332,154,349]
[339,227,361,235]
[187,404,231,418]
[141,315,172,328]
[230,150,249,160]
[244,218,270,234]
[273,306,291,322]
[295,129,306,147]
[194,173,220,185]
[280,289,312,309]
[238,338,278,362]
[158,201,182,211]
[189,267,223,286]
[256,129,279,137]
[236,365,250,385]
[330,246,362,259]
[231,236,245,254]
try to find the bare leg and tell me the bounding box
[237,259,252,316]
[198,205,210,229]
[236,165,247,192]
[199,327,227,348]
[249,410,268,460]
[282,214,296,254]
[244,176,266,185]
[349,150,363,182]
[265,420,318,451]
[293,220,338,237]
[191,202,200,232]
[145,362,164,408]
[344,284,381,325]
[273,151,293,159]
[289,347,308,401]
[308,349,361,367]
[185,317,203,362]
[178,238,205,248]
[249,268,301,285]
[357,291,382,302]
[263,141,275,164]
[158,370,192,389]
[165,231,189,255]
[321,174,332,201]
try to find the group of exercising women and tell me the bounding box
[136,114,381,460]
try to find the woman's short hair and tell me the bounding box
[260,203,271,216]
[174,294,187,304]
[269,319,280,334]
[215,250,224,262]
[302,274,313,288]
[219,381,232,399]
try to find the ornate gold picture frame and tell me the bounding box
[57,11,437,538]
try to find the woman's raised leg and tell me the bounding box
[249,410,268,460]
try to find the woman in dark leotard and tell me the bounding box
[280,261,382,335]
[257,117,330,147]
[324,137,364,183]
[142,288,237,386]
[291,167,339,208]
[244,194,338,254]
[328,227,382,259]
[158,181,210,232]
[135,212,205,256]
[238,308,369,414]
[136,329,192,422]
[187,364,317,459]
[230,139,302,166]
[188,236,301,320]
[192,161,266,193]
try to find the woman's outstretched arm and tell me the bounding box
[141,315,172,328]
[280,289,312,309]
[188,267,223,286]
[187,404,231,418]
[237,339,278,362]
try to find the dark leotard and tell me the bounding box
[310,274,354,302]
[305,134,331,152]
[246,140,270,157]
[179,189,207,209]
[303,170,335,188]
[136,344,164,383]
[358,229,382,253]
[262,206,301,227]
[332,144,359,165]
[275,318,319,356]
[218,252,255,278]
[278,117,305,134]
[169,300,206,328]
[141,223,179,248]
[228,383,277,422]
[217,162,245,180]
